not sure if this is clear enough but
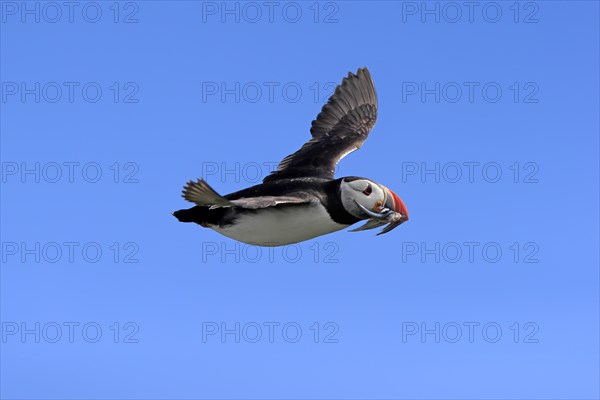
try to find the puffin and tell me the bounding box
[174,67,409,246]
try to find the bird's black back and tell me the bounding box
[173,178,361,227]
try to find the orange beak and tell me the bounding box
[384,188,409,222]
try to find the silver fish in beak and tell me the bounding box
[351,186,409,235]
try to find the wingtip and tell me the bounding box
[356,67,370,77]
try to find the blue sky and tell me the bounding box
[1,1,599,399]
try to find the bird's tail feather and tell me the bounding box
[173,207,200,223]
[181,179,234,208]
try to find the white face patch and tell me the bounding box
[340,179,386,219]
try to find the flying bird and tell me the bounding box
[174,67,409,246]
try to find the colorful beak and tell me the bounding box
[384,188,409,222]
[350,186,409,235]
[370,187,408,235]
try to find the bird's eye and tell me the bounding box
[363,184,372,196]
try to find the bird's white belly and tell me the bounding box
[211,203,348,246]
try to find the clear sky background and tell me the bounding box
[1,1,599,399]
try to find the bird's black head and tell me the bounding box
[339,176,409,235]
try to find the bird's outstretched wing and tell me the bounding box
[264,67,378,182]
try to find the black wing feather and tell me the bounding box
[264,67,378,182]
